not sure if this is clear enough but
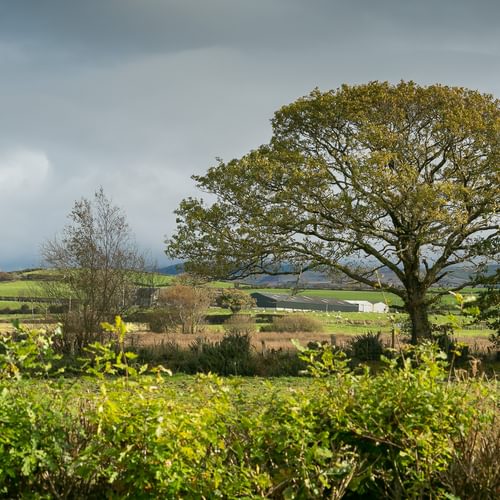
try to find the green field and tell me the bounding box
[0,300,30,309]
[0,280,45,297]
[202,308,492,338]
[0,276,490,339]
[1,272,483,306]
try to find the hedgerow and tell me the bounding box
[0,321,498,498]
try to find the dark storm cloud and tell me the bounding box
[0,0,344,59]
[2,0,498,60]
[0,0,498,270]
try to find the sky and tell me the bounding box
[1,0,499,271]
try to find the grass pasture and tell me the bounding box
[0,300,32,309]
[0,274,492,342]
[0,280,46,297]
[203,307,493,339]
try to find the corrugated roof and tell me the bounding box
[251,292,352,307]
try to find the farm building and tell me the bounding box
[345,300,389,313]
[250,292,359,312]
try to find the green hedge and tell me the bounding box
[0,344,498,498]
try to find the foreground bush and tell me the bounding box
[0,337,498,498]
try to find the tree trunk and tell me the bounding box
[406,299,432,344]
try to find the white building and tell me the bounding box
[345,300,389,313]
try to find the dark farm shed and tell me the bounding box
[250,292,359,312]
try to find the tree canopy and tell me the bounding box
[166,81,499,343]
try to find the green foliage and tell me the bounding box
[80,316,170,383]
[190,333,255,376]
[216,288,256,312]
[295,341,496,497]
[293,339,350,377]
[0,322,62,379]
[0,380,101,497]
[0,320,498,498]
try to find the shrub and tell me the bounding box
[47,304,69,314]
[487,331,500,361]
[348,331,385,361]
[157,284,212,334]
[431,326,469,365]
[223,313,257,335]
[0,271,15,281]
[253,349,307,377]
[264,313,323,332]
[19,304,30,314]
[193,333,256,376]
[216,289,256,313]
[295,342,497,498]
[147,308,171,333]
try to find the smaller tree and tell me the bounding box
[216,288,256,313]
[157,283,212,334]
[41,188,144,352]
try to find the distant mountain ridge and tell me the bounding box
[160,262,498,288]
[159,263,185,275]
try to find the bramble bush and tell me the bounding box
[0,320,498,498]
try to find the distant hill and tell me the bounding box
[160,262,499,288]
[240,264,499,289]
[159,263,185,275]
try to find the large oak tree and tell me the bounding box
[166,81,499,343]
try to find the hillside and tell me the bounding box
[160,262,499,289]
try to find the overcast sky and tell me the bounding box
[1,0,499,270]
